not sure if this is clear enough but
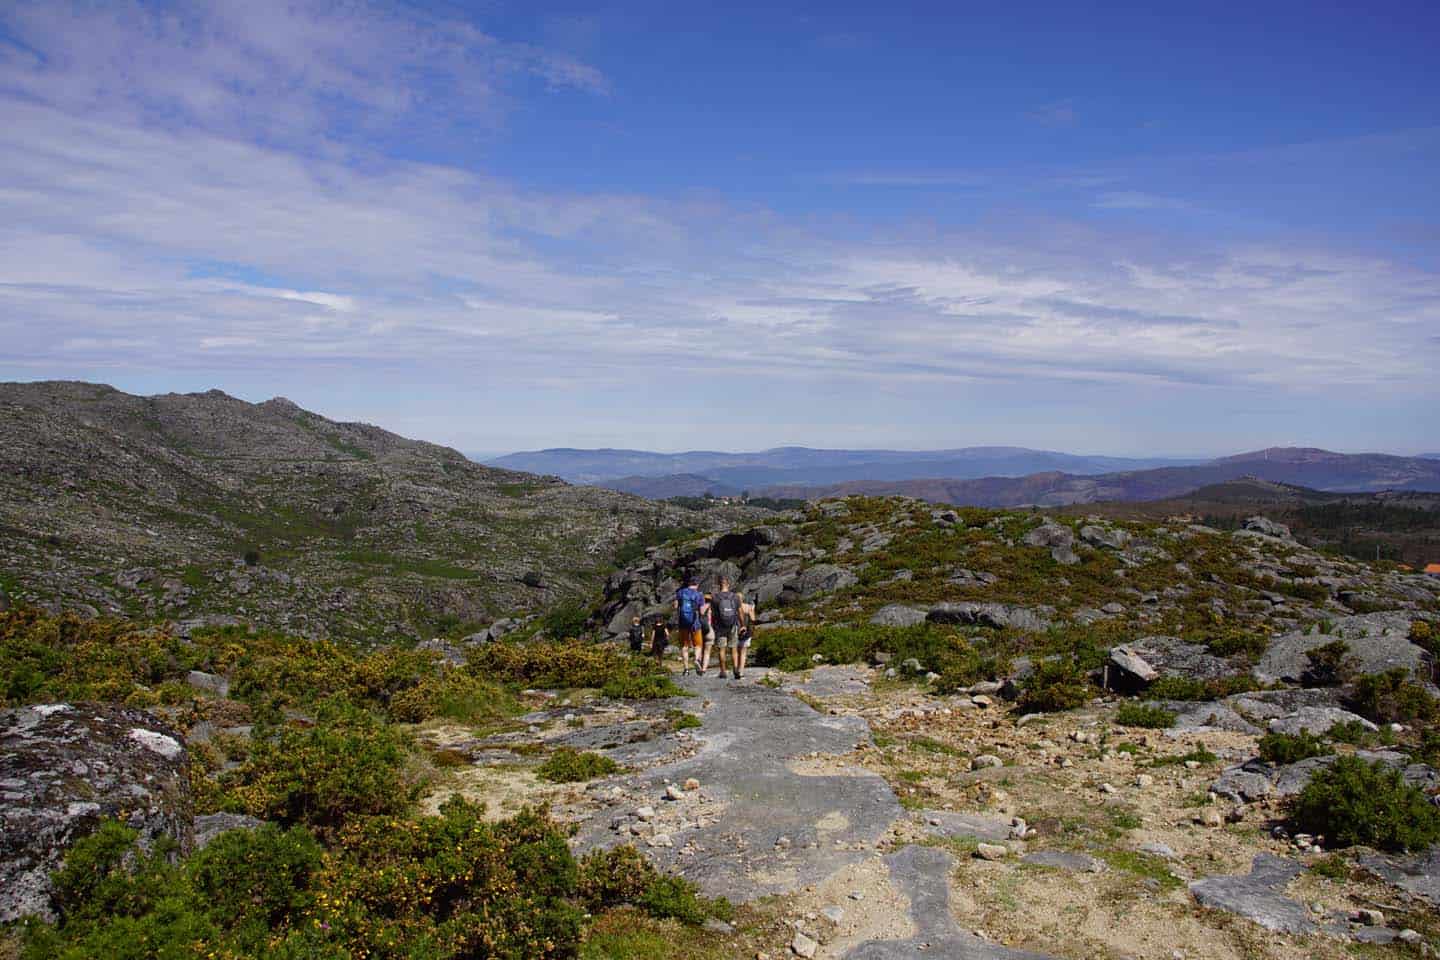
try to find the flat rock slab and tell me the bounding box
[1189,853,1317,935]
[1165,701,1260,735]
[844,845,1057,959]
[785,665,874,698]
[919,811,1013,843]
[574,673,902,902]
[1022,850,1106,873]
[1358,847,1440,908]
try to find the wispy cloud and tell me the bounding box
[0,0,607,147]
[1093,191,1192,211]
[4,95,1435,401]
[1025,99,1079,127]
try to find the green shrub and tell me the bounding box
[1114,703,1176,729]
[48,821,176,925]
[750,623,1010,682]
[1017,658,1092,713]
[387,670,519,724]
[1302,640,1359,687]
[1147,676,1209,701]
[636,875,732,926]
[1257,731,1333,765]
[542,602,592,640]
[601,669,686,700]
[1350,669,1439,724]
[469,641,681,699]
[321,800,584,957]
[186,825,322,947]
[537,748,621,783]
[1290,756,1440,852]
[1201,628,1269,660]
[1147,746,1218,767]
[577,845,658,912]
[666,710,702,730]
[1311,854,1353,881]
[221,698,418,833]
[1410,619,1436,655]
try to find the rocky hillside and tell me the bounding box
[5,495,1440,958]
[0,381,762,642]
[596,495,1440,647]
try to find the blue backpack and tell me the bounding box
[677,587,701,628]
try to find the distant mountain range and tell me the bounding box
[756,448,1440,506]
[486,445,1440,506]
[484,446,1199,493]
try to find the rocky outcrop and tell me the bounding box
[1023,521,1079,565]
[927,603,1053,633]
[1242,516,1294,540]
[870,604,929,628]
[1111,636,1237,682]
[1,702,194,922]
[1253,614,1430,684]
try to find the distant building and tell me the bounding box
[1425,563,1440,578]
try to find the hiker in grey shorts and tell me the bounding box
[710,578,746,679]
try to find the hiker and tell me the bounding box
[674,574,708,675]
[650,616,670,666]
[626,615,645,654]
[710,578,744,678]
[699,592,717,674]
[734,593,756,679]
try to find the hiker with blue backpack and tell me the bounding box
[674,573,709,676]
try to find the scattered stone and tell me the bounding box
[791,929,818,958]
[821,905,845,923]
[665,785,685,801]
[976,843,1009,861]
[1135,774,1154,789]
[636,805,656,821]
[1196,807,1225,828]
[684,777,700,791]
[973,754,1004,769]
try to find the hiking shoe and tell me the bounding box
[733,669,740,679]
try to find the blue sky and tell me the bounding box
[1,0,1437,456]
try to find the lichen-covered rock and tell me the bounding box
[1253,614,1428,684]
[785,564,858,600]
[0,702,193,923]
[869,604,929,628]
[927,602,1053,633]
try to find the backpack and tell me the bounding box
[677,587,701,628]
[713,591,739,628]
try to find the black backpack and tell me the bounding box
[713,591,739,628]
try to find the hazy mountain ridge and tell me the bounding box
[751,451,1440,507]
[486,445,1197,488]
[0,381,762,640]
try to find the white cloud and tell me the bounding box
[0,98,1435,405]
[0,0,606,147]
